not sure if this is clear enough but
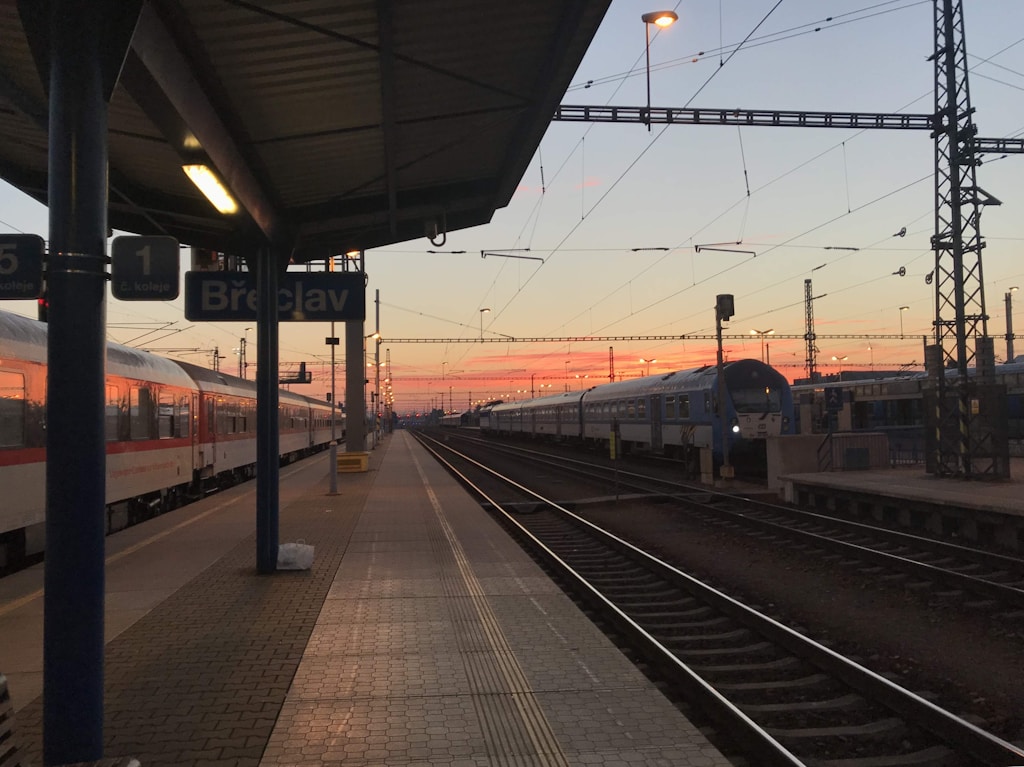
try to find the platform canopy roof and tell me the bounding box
[0,0,611,264]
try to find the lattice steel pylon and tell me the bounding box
[804,279,817,382]
[928,0,1007,478]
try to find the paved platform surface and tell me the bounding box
[1,431,730,766]
[781,456,1024,518]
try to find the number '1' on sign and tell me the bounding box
[111,236,180,300]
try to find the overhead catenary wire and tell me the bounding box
[391,2,1019,382]
[564,1,926,95]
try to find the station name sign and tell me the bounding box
[184,271,365,321]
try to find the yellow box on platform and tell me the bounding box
[337,451,369,473]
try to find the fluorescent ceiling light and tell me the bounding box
[182,164,239,214]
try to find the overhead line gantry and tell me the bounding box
[382,334,938,344]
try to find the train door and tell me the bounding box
[650,394,663,452]
[191,393,200,476]
[207,395,217,473]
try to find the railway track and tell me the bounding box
[414,430,1024,767]
[433,429,1024,617]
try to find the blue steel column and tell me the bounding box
[42,3,108,763]
[256,250,280,573]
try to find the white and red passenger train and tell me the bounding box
[0,309,342,572]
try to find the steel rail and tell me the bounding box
[416,431,1024,766]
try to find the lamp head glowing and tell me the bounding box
[182,164,238,214]
[641,10,678,27]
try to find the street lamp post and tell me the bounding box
[749,328,774,363]
[1006,287,1018,362]
[641,11,678,132]
[831,355,848,375]
[899,306,909,339]
[479,307,491,340]
[639,357,657,376]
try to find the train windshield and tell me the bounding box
[731,385,783,414]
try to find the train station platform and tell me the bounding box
[779,457,1024,551]
[0,431,730,766]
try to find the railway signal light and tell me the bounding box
[716,294,734,321]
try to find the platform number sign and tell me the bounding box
[0,234,45,299]
[111,235,180,300]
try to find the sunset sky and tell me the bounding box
[2,1,1022,415]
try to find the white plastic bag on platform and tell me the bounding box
[277,540,314,570]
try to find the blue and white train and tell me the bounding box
[790,361,1024,458]
[479,359,794,471]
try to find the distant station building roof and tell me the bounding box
[0,1,611,262]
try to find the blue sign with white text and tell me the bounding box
[111,236,180,300]
[0,234,45,299]
[184,271,365,321]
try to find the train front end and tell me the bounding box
[723,360,794,471]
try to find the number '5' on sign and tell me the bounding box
[0,234,45,299]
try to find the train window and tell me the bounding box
[178,396,190,437]
[732,386,782,413]
[105,384,123,442]
[130,386,156,440]
[637,399,646,418]
[158,391,176,439]
[0,371,25,447]
[665,395,675,419]
[679,394,690,419]
[626,399,635,418]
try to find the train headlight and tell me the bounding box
[730,419,740,434]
